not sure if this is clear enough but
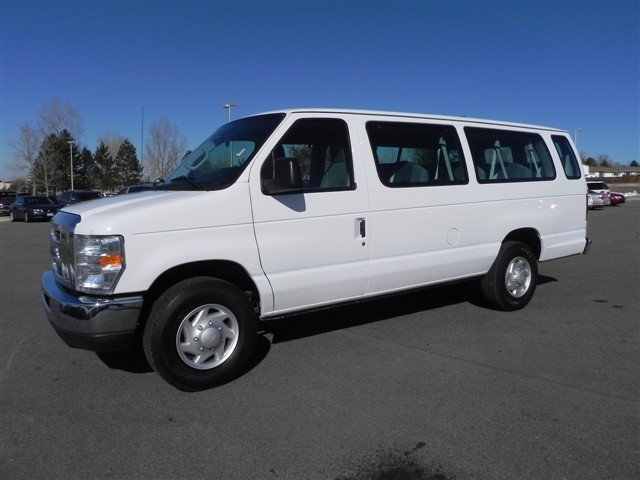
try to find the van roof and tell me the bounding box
[255,108,565,133]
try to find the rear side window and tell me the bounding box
[465,127,556,183]
[77,192,101,200]
[263,118,355,192]
[366,122,468,187]
[552,135,582,179]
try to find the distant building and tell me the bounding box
[583,165,640,179]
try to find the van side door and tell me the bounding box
[249,113,370,315]
[356,117,485,294]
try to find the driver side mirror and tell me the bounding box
[261,157,303,195]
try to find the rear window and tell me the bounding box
[552,135,582,179]
[465,127,556,183]
[0,191,16,200]
[76,192,102,200]
[25,197,53,205]
[128,185,151,193]
[587,182,608,190]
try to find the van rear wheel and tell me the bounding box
[143,277,257,391]
[481,241,537,311]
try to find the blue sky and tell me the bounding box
[1,1,638,181]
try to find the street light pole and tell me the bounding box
[222,103,237,123]
[574,128,583,151]
[222,103,237,165]
[68,140,75,191]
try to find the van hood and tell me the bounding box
[60,185,253,236]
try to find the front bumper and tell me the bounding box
[31,210,57,220]
[41,271,144,351]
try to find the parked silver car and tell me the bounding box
[587,189,605,209]
[587,182,611,206]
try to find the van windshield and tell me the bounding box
[159,113,286,191]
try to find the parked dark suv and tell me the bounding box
[57,190,103,207]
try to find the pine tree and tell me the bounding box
[115,139,143,188]
[75,147,96,190]
[94,142,114,193]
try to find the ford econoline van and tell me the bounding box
[42,109,590,390]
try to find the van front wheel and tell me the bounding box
[481,241,537,311]
[143,277,257,391]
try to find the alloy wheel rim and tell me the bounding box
[175,303,239,370]
[504,256,532,298]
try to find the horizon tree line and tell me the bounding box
[7,98,638,193]
[7,99,188,194]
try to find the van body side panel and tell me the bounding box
[249,113,371,315]
[356,117,587,296]
[97,185,274,312]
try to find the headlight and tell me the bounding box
[33,209,43,214]
[74,235,125,294]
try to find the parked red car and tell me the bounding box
[609,192,626,206]
[0,190,16,216]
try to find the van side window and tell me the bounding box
[465,127,556,183]
[264,118,354,192]
[552,135,582,179]
[366,122,468,187]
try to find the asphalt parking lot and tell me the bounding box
[1,202,638,480]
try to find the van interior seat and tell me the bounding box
[452,163,465,182]
[390,162,429,184]
[319,160,349,188]
[564,155,575,177]
[505,162,531,179]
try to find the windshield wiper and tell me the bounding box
[169,175,201,189]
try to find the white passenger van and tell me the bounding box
[42,109,590,390]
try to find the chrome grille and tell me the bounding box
[50,212,81,289]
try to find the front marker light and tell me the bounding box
[75,235,124,294]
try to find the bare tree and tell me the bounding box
[9,99,85,193]
[8,122,42,193]
[144,118,188,180]
[97,130,125,161]
[32,133,59,195]
[38,98,84,138]
[597,154,614,167]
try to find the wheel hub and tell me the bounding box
[200,326,223,349]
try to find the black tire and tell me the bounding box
[143,277,257,391]
[9,211,15,222]
[480,241,538,311]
